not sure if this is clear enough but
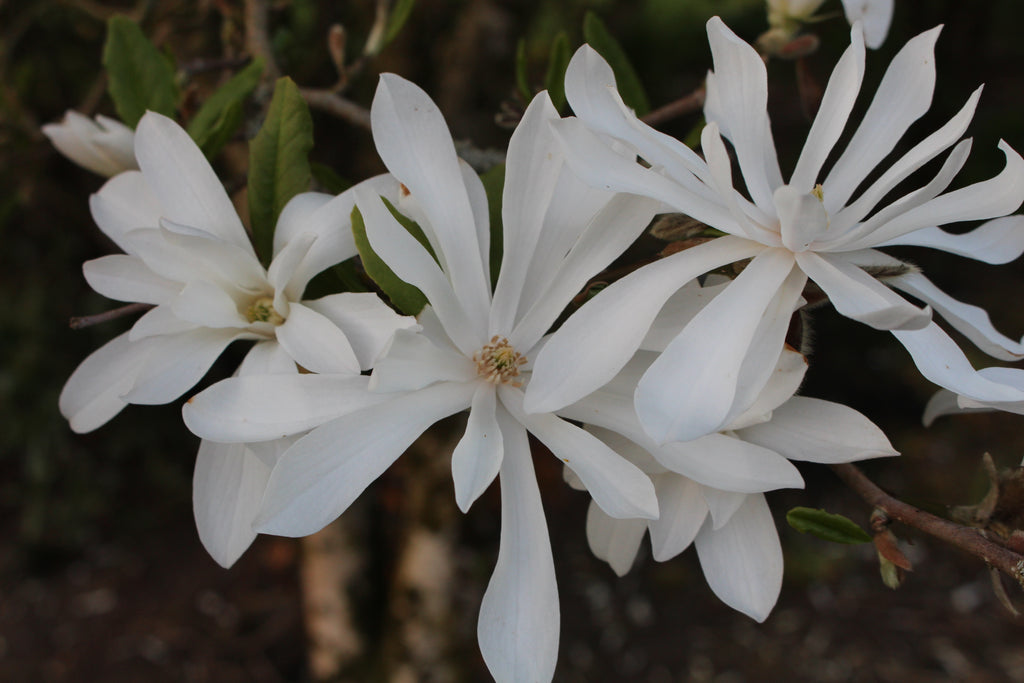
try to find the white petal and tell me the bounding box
[171,280,248,328]
[701,486,748,530]
[127,227,268,294]
[726,348,809,430]
[60,331,153,432]
[841,0,894,49]
[524,236,763,414]
[369,328,475,393]
[89,171,162,253]
[275,301,361,374]
[43,110,137,177]
[776,185,830,252]
[695,493,783,621]
[739,396,898,463]
[267,231,316,312]
[122,328,243,404]
[796,251,931,330]
[451,385,504,512]
[956,367,1024,415]
[129,304,196,341]
[193,440,272,568]
[255,381,476,537]
[502,386,658,520]
[648,474,708,562]
[237,339,298,376]
[183,373,381,442]
[478,409,559,683]
[700,123,779,245]
[922,388,969,425]
[82,254,179,304]
[640,279,730,352]
[822,27,940,212]
[880,216,1024,264]
[635,249,797,444]
[304,293,417,370]
[134,112,253,251]
[586,501,646,576]
[652,433,804,493]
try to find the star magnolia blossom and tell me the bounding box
[558,280,896,620]
[526,18,1024,445]
[42,110,138,177]
[767,0,893,49]
[60,111,413,565]
[184,75,665,682]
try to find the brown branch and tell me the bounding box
[69,303,152,329]
[300,88,372,131]
[244,0,280,80]
[831,462,1024,588]
[640,86,706,128]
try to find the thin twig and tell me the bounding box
[300,88,372,130]
[244,0,280,80]
[831,462,1024,588]
[69,302,152,329]
[640,86,706,128]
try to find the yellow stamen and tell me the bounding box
[473,336,528,386]
[246,296,284,325]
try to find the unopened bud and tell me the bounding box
[328,24,347,73]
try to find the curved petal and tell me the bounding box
[694,493,783,622]
[524,236,763,414]
[841,0,894,49]
[82,254,179,304]
[701,486,748,530]
[648,473,708,562]
[43,110,137,177]
[586,500,646,576]
[129,304,196,341]
[267,232,316,313]
[123,328,242,404]
[193,440,272,568]
[237,339,298,376]
[183,373,381,442]
[478,408,558,683]
[59,331,154,432]
[127,227,268,294]
[452,384,504,512]
[652,433,804,493]
[776,185,830,252]
[255,381,476,537]
[726,347,809,430]
[275,301,361,374]
[171,280,248,328]
[700,123,778,245]
[369,328,475,393]
[879,216,1024,264]
[304,293,417,370]
[738,396,898,463]
[89,171,162,253]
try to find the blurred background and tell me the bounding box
[4,0,1024,680]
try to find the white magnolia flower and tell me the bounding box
[767,0,893,49]
[42,110,138,177]
[60,111,413,565]
[527,19,1024,445]
[560,280,896,620]
[185,75,662,682]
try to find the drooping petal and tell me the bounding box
[648,474,708,562]
[304,293,417,370]
[183,373,382,443]
[586,501,646,576]
[369,328,475,393]
[89,171,162,253]
[193,440,272,568]
[524,236,763,414]
[652,433,804,493]
[255,380,477,537]
[121,327,243,404]
[878,216,1024,264]
[502,386,658,521]
[275,301,361,374]
[59,331,154,432]
[634,248,796,444]
[796,251,931,330]
[738,396,898,463]
[133,112,253,252]
[956,367,1024,415]
[694,493,783,622]
[841,0,894,49]
[82,254,179,305]
[478,408,559,683]
[451,384,504,512]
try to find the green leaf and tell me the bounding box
[479,163,505,285]
[187,58,265,157]
[103,16,179,127]
[351,205,427,315]
[582,11,649,116]
[383,0,416,48]
[786,507,872,544]
[247,77,314,266]
[544,31,571,113]
[310,162,351,194]
[515,38,532,103]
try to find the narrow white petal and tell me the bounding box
[478,409,559,683]
[956,367,1024,416]
[700,124,779,245]
[82,254,179,304]
[695,493,783,622]
[255,381,476,537]
[796,251,931,330]
[922,388,969,425]
[451,385,504,512]
[134,112,253,251]
[122,328,243,404]
[525,236,763,414]
[275,301,361,374]
[635,249,797,444]
[369,328,475,393]
[267,231,316,312]
[648,474,708,562]
[60,331,153,432]
[193,440,272,568]
[88,171,161,253]
[304,293,417,370]
[738,396,898,463]
[171,280,248,328]
[503,387,658,520]
[183,374,381,442]
[586,501,646,576]
[653,433,804,493]
[129,304,196,341]
[879,216,1024,264]
[841,0,894,49]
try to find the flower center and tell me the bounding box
[245,296,285,325]
[473,336,528,386]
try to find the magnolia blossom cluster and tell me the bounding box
[55,15,1024,683]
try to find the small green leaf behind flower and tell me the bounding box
[351,203,428,316]
[786,506,872,544]
[103,16,179,127]
[383,0,416,49]
[187,58,265,158]
[479,163,505,285]
[247,77,314,267]
[544,32,571,113]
